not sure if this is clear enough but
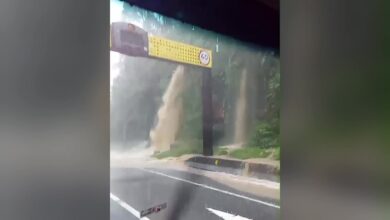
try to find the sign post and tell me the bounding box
[201,68,213,156]
[111,22,213,156]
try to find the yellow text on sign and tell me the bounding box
[148,35,212,68]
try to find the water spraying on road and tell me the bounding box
[111,140,153,163]
[234,69,248,145]
[150,65,187,152]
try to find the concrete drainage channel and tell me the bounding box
[185,156,280,182]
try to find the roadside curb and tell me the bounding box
[185,156,279,182]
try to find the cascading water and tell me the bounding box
[149,65,186,152]
[234,68,248,145]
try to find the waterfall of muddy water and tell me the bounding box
[149,65,186,152]
[234,69,248,145]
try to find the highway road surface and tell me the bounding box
[111,167,279,220]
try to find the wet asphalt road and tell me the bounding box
[110,167,279,220]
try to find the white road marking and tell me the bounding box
[207,207,252,220]
[140,168,280,209]
[110,193,150,220]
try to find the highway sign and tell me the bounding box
[110,22,212,68]
[148,35,212,68]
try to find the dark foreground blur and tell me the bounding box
[0,0,389,220]
[0,0,109,219]
[281,0,390,219]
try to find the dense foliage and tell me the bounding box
[247,60,280,149]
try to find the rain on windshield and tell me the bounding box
[110,1,280,219]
